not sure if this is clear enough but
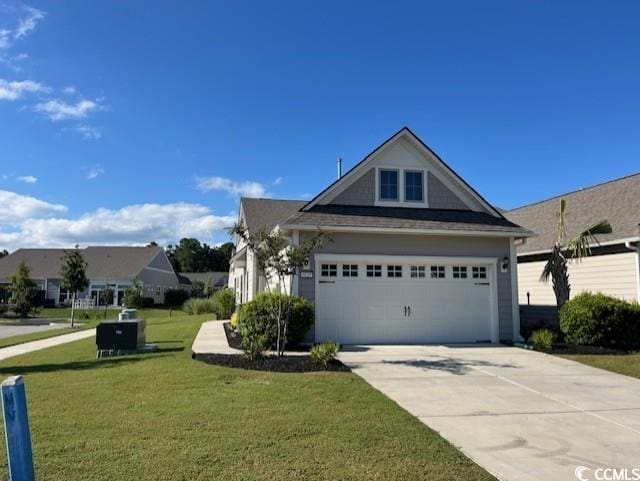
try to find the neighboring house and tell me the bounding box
[0,246,180,306]
[229,127,531,344]
[506,173,640,307]
[178,271,229,291]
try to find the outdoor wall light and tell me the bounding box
[500,256,509,273]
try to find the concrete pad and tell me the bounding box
[339,345,640,481]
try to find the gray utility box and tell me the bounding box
[96,319,146,350]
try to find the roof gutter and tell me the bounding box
[280,223,533,238]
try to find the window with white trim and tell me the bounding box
[366,265,382,278]
[405,171,424,202]
[321,264,337,277]
[472,266,487,279]
[410,265,426,278]
[342,264,358,277]
[387,265,402,278]
[379,169,399,201]
[452,266,467,279]
[430,265,445,278]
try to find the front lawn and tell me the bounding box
[0,311,494,481]
[560,352,640,380]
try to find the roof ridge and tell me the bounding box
[507,171,640,212]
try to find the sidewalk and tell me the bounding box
[0,329,96,362]
[192,321,241,355]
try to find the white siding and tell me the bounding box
[518,252,639,305]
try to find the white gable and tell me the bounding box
[307,129,497,215]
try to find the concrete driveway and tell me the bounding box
[0,323,66,339]
[339,345,640,481]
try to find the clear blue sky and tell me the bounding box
[1,1,638,250]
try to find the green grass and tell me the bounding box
[561,352,640,379]
[0,311,493,481]
[0,308,176,350]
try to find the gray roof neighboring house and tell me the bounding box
[505,172,640,255]
[283,204,530,234]
[240,198,306,233]
[0,246,170,282]
[178,271,228,288]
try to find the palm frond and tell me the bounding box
[567,220,612,259]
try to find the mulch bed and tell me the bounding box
[193,353,350,373]
[535,344,633,355]
[193,321,350,373]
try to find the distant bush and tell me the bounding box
[530,329,556,350]
[183,297,216,315]
[123,286,143,308]
[237,293,314,358]
[164,288,190,307]
[211,288,235,320]
[140,297,155,308]
[560,292,640,349]
[310,342,340,367]
[0,302,7,317]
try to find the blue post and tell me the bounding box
[1,376,35,481]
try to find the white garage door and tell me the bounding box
[315,255,498,344]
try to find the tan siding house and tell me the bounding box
[506,173,640,308]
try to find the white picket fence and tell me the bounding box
[72,298,96,310]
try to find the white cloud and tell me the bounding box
[75,124,101,140]
[17,175,37,184]
[0,29,11,50]
[0,202,235,249]
[85,165,104,179]
[196,176,267,198]
[0,190,67,223]
[34,98,105,121]
[62,85,76,94]
[14,7,45,39]
[273,176,283,186]
[0,78,47,100]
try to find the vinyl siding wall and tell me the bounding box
[298,231,515,342]
[517,252,639,305]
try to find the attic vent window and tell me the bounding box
[379,170,398,201]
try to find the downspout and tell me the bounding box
[624,229,640,302]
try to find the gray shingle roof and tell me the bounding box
[505,172,640,254]
[178,271,228,287]
[240,198,307,233]
[0,246,168,281]
[283,204,531,234]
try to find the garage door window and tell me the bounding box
[430,266,445,278]
[366,265,382,278]
[387,265,402,278]
[342,264,358,277]
[410,265,426,278]
[472,266,487,279]
[321,264,337,277]
[452,266,467,279]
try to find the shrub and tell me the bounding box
[0,302,7,317]
[310,342,340,367]
[123,286,143,308]
[530,329,556,350]
[211,288,236,320]
[140,297,155,308]
[164,288,190,307]
[182,297,217,315]
[237,292,315,358]
[560,292,640,349]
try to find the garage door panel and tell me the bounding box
[315,258,496,344]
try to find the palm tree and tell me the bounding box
[540,198,612,309]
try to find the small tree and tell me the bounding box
[231,224,327,356]
[59,247,89,327]
[8,261,37,318]
[540,199,612,309]
[123,278,143,308]
[101,283,114,320]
